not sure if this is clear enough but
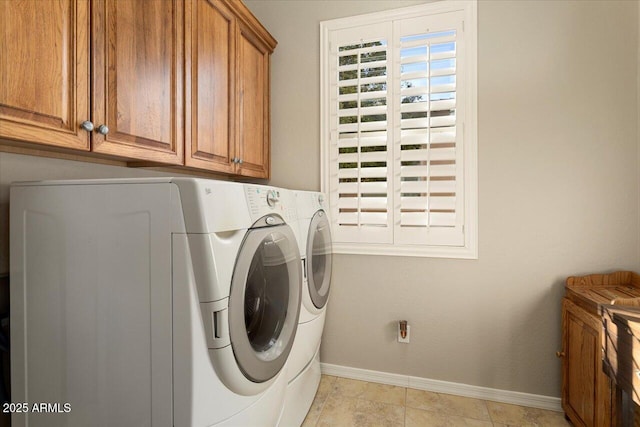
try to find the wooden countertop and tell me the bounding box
[566,271,640,316]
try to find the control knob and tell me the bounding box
[266,190,279,207]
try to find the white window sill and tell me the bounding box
[332,242,478,259]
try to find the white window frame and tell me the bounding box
[320,1,477,259]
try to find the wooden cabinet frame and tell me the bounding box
[0,0,90,150]
[91,0,185,164]
[185,0,275,179]
[0,0,276,179]
[185,0,236,174]
[235,19,272,178]
[561,298,613,426]
[560,271,640,426]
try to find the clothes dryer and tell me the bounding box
[280,190,332,427]
[10,178,302,427]
[295,191,332,323]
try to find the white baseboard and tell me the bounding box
[320,363,562,412]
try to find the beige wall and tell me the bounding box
[245,0,640,398]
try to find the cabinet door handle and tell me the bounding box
[81,121,94,132]
[96,124,109,135]
[556,351,565,358]
[238,158,243,165]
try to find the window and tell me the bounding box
[320,1,477,258]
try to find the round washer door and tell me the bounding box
[228,220,302,383]
[306,210,332,309]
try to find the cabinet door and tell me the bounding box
[0,0,90,150]
[561,298,612,426]
[92,0,184,164]
[236,22,271,179]
[184,0,235,173]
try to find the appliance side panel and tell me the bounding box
[9,183,173,427]
[9,186,28,426]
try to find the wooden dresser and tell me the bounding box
[561,271,640,426]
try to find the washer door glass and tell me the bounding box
[307,210,332,309]
[229,222,301,383]
[245,236,289,352]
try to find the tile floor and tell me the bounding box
[301,375,570,427]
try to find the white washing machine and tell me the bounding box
[10,177,302,427]
[279,190,332,427]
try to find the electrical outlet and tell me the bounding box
[398,324,410,343]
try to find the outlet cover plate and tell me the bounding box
[398,324,410,343]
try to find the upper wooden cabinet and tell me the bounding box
[0,0,90,151]
[186,0,275,179]
[0,0,184,164]
[185,0,236,174]
[1,0,276,177]
[91,0,185,164]
[235,19,273,179]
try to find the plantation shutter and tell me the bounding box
[329,23,394,244]
[394,11,465,246]
[323,4,476,256]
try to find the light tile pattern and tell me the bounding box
[301,376,570,427]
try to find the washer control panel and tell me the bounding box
[245,185,297,224]
[297,191,329,218]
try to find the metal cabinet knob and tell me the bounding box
[556,351,565,358]
[96,125,109,135]
[81,121,94,132]
[238,158,243,164]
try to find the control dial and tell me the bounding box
[266,190,279,207]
